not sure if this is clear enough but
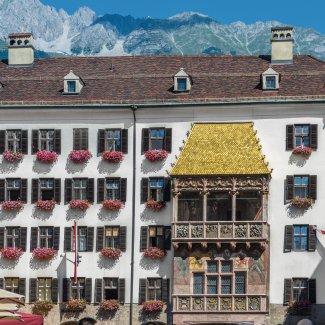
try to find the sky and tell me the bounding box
[42,0,325,33]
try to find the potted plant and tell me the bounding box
[143,247,165,260]
[289,197,313,209]
[35,200,56,211]
[69,150,92,163]
[146,200,166,211]
[0,247,24,260]
[64,299,87,311]
[100,248,122,260]
[32,247,57,260]
[102,151,124,163]
[292,146,312,157]
[32,300,54,316]
[142,300,164,313]
[144,149,168,162]
[102,199,122,211]
[69,199,90,210]
[36,150,58,163]
[98,299,120,312]
[3,150,23,163]
[1,200,23,211]
[287,300,311,316]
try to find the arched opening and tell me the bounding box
[10,40,15,45]
[17,40,22,45]
[24,39,29,45]
[280,33,285,39]
[286,33,292,38]
[273,33,278,38]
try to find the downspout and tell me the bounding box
[129,105,137,325]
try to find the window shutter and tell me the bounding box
[140,226,148,252]
[53,227,60,250]
[309,175,317,200]
[283,278,292,305]
[29,278,37,303]
[0,130,5,154]
[121,129,128,154]
[87,178,94,203]
[30,227,38,251]
[20,227,27,251]
[120,178,127,202]
[62,278,71,302]
[95,279,103,303]
[141,128,149,154]
[54,179,61,203]
[0,180,5,202]
[52,278,58,303]
[32,130,39,154]
[286,176,294,201]
[0,228,4,249]
[20,179,27,203]
[54,129,61,154]
[165,128,172,152]
[139,279,147,304]
[97,178,105,203]
[21,130,28,154]
[308,225,317,252]
[164,226,172,250]
[96,227,104,251]
[19,278,26,297]
[284,226,293,252]
[87,227,94,252]
[119,226,127,252]
[0,279,3,289]
[31,179,39,203]
[97,129,105,155]
[141,178,149,203]
[118,278,125,304]
[308,279,316,303]
[162,278,169,303]
[163,177,171,202]
[85,278,92,303]
[286,125,294,150]
[310,124,318,150]
[64,227,72,252]
[64,179,72,204]
[81,129,89,150]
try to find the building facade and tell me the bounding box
[0,29,325,325]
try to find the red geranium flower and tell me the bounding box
[36,150,58,163]
[102,151,124,163]
[69,150,92,163]
[144,149,168,162]
[1,247,24,260]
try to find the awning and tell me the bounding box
[0,312,43,324]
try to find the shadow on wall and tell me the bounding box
[32,207,54,220]
[66,208,87,221]
[97,254,118,270]
[141,159,166,174]
[0,159,21,173]
[29,256,57,270]
[140,207,169,222]
[288,154,309,167]
[32,160,55,174]
[65,159,88,174]
[0,209,21,221]
[97,208,120,221]
[97,160,121,174]
[0,257,20,270]
[138,307,168,324]
[285,205,311,219]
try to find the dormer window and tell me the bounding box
[67,81,76,93]
[63,70,83,95]
[174,68,191,92]
[262,67,279,90]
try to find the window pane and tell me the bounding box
[207,276,217,294]
[235,272,246,294]
[221,261,232,273]
[207,261,218,273]
[178,192,203,221]
[193,273,204,294]
[68,81,76,93]
[221,276,231,294]
[266,76,276,88]
[177,78,187,91]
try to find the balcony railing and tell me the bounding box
[173,294,267,313]
[173,221,268,241]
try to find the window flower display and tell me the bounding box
[143,247,165,260]
[292,146,312,157]
[64,299,87,311]
[0,247,24,260]
[32,247,57,260]
[102,199,122,211]
[32,300,54,316]
[102,151,124,163]
[289,197,313,209]
[3,150,23,163]
[35,200,56,211]
[98,299,120,312]
[69,199,90,210]
[142,300,164,313]
[1,200,23,211]
[144,149,168,162]
[36,150,58,163]
[287,300,311,316]
[100,248,122,260]
[69,150,92,163]
[146,200,166,212]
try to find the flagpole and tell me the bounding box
[73,220,77,284]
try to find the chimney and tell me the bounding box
[271,26,294,64]
[8,33,34,66]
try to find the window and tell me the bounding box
[265,76,276,89]
[6,130,21,152]
[106,129,121,151]
[294,125,310,147]
[235,272,246,294]
[104,227,120,249]
[178,191,203,221]
[39,130,54,151]
[149,128,165,150]
[73,179,88,200]
[149,178,164,201]
[6,179,21,201]
[148,226,164,249]
[71,278,85,300]
[38,278,52,301]
[294,176,309,198]
[67,81,76,93]
[284,225,316,252]
[193,273,204,294]
[177,78,187,91]
[64,70,83,94]
[207,192,232,221]
[173,68,191,92]
[292,279,308,302]
[262,67,279,90]
[293,225,308,251]
[73,129,88,150]
[5,278,19,294]
[78,227,87,252]
[39,179,54,200]
[39,227,53,248]
[6,227,20,247]
[236,191,261,221]
[106,179,120,200]
[284,278,316,305]
[104,278,118,300]
[147,278,162,300]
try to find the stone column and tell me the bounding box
[172,191,181,223]
[202,190,209,222]
[230,190,238,221]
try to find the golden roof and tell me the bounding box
[170,123,271,176]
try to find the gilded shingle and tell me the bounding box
[170,123,271,176]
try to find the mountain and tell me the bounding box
[0,0,325,60]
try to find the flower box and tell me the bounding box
[142,300,164,313]
[1,200,23,211]
[69,199,90,210]
[102,199,122,211]
[0,247,24,260]
[146,200,166,211]
[36,150,58,163]
[102,151,124,163]
[144,149,168,162]
[100,248,122,260]
[3,150,23,163]
[292,146,312,157]
[32,300,54,316]
[143,247,165,260]
[35,200,56,211]
[64,299,87,311]
[289,197,313,209]
[287,300,311,316]
[32,247,57,260]
[69,150,92,163]
[99,299,120,311]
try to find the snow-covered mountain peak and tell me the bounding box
[169,11,209,20]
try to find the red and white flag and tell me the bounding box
[73,220,77,284]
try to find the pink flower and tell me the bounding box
[36,150,58,163]
[69,199,90,210]
[35,200,56,211]
[3,150,23,163]
[142,300,164,313]
[292,146,312,157]
[143,247,165,260]
[99,299,119,311]
[102,151,124,163]
[65,299,86,311]
[146,200,166,211]
[1,247,24,260]
[144,149,168,162]
[69,150,92,163]
[102,200,122,210]
[32,247,57,260]
[2,200,23,211]
[100,248,122,260]
[32,300,54,316]
[290,197,313,209]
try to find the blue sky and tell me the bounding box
[42,0,325,33]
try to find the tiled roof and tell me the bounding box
[169,123,271,176]
[0,55,324,105]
